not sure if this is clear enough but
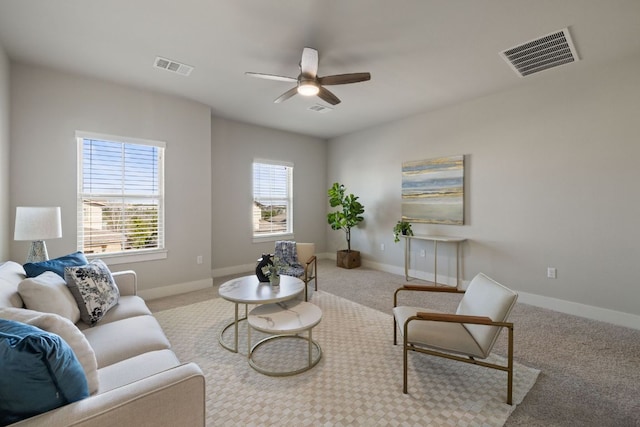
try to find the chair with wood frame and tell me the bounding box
[393,272,518,404]
[274,241,318,301]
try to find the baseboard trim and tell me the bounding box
[517,291,640,330]
[364,259,640,330]
[212,263,255,278]
[139,278,213,301]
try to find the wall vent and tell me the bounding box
[154,56,193,76]
[500,28,579,77]
[308,104,333,113]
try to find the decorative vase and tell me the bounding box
[255,253,273,282]
[269,275,280,288]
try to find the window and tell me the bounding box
[76,131,165,259]
[252,160,293,240]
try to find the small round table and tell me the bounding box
[218,275,304,353]
[247,300,322,376]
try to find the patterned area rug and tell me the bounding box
[155,291,539,426]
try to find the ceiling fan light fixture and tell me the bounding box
[297,81,319,96]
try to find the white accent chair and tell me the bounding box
[393,273,518,404]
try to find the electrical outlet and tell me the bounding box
[197,255,203,265]
[380,243,385,251]
[420,249,426,257]
[547,267,557,279]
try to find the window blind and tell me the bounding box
[252,160,293,237]
[77,133,165,255]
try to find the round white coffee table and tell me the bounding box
[247,300,322,376]
[218,275,304,353]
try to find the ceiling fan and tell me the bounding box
[245,47,371,105]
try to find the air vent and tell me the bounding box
[500,28,579,77]
[154,56,193,76]
[308,104,333,113]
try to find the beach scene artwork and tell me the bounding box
[401,155,464,225]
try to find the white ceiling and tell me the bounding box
[1,1,640,139]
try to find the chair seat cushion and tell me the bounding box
[393,306,486,358]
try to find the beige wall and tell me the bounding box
[0,45,9,260]
[328,55,640,327]
[9,63,212,294]
[211,116,327,275]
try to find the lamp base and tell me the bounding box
[26,240,49,263]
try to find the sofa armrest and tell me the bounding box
[10,362,205,427]
[111,270,137,296]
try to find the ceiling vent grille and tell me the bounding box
[308,104,333,113]
[500,28,579,77]
[154,56,193,76]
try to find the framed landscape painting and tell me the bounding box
[401,155,464,225]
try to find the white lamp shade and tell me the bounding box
[14,207,63,241]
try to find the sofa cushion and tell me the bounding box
[97,349,180,393]
[18,271,81,323]
[65,259,120,325]
[23,251,88,278]
[82,315,171,368]
[0,261,26,308]
[0,307,100,395]
[0,319,89,425]
[75,295,152,330]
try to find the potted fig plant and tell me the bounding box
[393,220,413,243]
[327,182,365,269]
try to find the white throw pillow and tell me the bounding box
[0,307,99,395]
[18,271,81,323]
[0,261,26,308]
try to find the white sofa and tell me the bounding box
[0,261,205,426]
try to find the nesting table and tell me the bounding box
[248,300,322,376]
[218,275,323,376]
[218,275,304,353]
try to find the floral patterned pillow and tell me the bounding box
[64,260,119,326]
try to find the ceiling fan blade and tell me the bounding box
[318,72,371,86]
[317,86,341,105]
[274,87,298,103]
[245,72,297,83]
[300,47,318,78]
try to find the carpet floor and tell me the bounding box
[155,290,539,426]
[148,260,640,426]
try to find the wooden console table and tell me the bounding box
[402,235,467,286]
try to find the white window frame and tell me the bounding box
[252,159,294,243]
[76,131,167,264]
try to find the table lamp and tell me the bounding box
[14,206,62,263]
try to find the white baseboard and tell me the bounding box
[363,259,465,287]
[139,278,213,301]
[364,259,640,330]
[212,253,334,278]
[517,291,640,330]
[212,263,255,278]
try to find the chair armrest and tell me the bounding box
[10,363,205,427]
[393,285,464,307]
[303,254,316,266]
[403,285,464,293]
[416,312,494,325]
[303,255,316,272]
[111,270,137,296]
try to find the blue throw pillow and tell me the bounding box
[0,319,89,425]
[23,252,88,278]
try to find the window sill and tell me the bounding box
[85,249,168,265]
[252,233,294,244]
